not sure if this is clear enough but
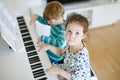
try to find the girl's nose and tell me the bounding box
[70,33,74,39]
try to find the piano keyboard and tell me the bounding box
[16,16,97,80]
[16,16,58,80]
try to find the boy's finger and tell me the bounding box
[38,48,41,52]
[29,21,32,26]
[37,41,39,44]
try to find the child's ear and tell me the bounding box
[82,33,87,39]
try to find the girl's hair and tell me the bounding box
[43,1,64,20]
[65,13,89,34]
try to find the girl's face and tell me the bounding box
[66,22,86,46]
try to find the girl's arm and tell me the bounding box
[46,48,91,80]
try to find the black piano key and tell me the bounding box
[27,51,37,57]
[19,22,26,26]
[33,69,45,75]
[33,69,46,78]
[34,72,46,77]
[20,28,29,33]
[25,41,34,47]
[29,59,40,64]
[25,45,35,52]
[29,56,40,61]
[34,73,46,78]
[22,33,30,37]
[23,36,32,42]
[29,56,40,64]
[38,77,47,80]
[31,63,42,70]
[17,16,23,20]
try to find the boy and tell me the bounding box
[30,1,66,63]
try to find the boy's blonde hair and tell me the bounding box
[43,1,64,20]
[65,13,89,34]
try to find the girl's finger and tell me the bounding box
[37,45,40,47]
[52,62,55,65]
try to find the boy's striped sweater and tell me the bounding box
[37,16,66,48]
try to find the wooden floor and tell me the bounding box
[85,21,120,80]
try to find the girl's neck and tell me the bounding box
[69,42,84,53]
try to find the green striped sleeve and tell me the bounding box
[37,16,48,24]
[40,35,66,48]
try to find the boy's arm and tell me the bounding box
[30,14,48,26]
[40,31,66,48]
[30,14,38,26]
[37,15,48,25]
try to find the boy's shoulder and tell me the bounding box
[57,23,65,29]
[52,23,65,30]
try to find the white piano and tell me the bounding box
[0,2,58,80]
[0,2,97,80]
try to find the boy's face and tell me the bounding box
[47,16,63,26]
[66,22,86,46]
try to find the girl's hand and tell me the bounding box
[46,64,71,80]
[46,64,62,75]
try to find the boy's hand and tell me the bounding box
[37,37,48,51]
[38,42,48,51]
[29,14,38,26]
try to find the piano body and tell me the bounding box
[0,2,58,80]
[0,2,97,80]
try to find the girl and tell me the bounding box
[46,13,91,80]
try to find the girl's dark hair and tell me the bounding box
[65,13,89,33]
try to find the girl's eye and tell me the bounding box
[76,32,79,35]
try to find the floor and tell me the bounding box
[85,20,120,80]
